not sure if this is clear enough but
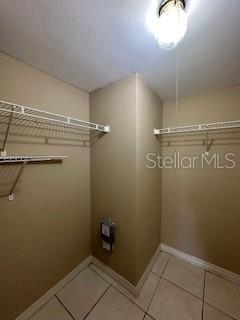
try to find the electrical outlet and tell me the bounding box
[103,240,111,251]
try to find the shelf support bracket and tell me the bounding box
[0,107,14,156]
[204,131,214,155]
[8,161,27,201]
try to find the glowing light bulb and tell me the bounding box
[147,0,188,50]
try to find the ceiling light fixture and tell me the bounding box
[153,0,188,50]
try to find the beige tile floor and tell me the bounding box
[30,252,240,320]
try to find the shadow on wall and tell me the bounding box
[0,113,105,148]
[161,129,240,148]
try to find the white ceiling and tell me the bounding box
[0,0,239,100]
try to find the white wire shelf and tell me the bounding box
[154,120,240,135]
[0,99,110,156]
[0,100,110,133]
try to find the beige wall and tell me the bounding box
[135,76,162,282]
[90,75,137,284]
[90,75,162,285]
[0,52,91,320]
[162,85,240,274]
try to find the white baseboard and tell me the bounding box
[15,256,92,320]
[92,243,161,296]
[161,243,240,285]
[91,256,138,296]
[15,249,161,320]
[16,243,240,320]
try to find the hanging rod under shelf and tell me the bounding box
[0,155,68,165]
[154,119,240,135]
[0,155,67,200]
[0,100,110,133]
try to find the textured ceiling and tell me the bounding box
[0,0,239,100]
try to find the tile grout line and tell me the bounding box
[162,253,205,300]
[151,270,162,278]
[82,285,111,320]
[27,265,96,320]
[88,264,147,313]
[162,255,240,319]
[161,246,240,287]
[204,302,239,320]
[25,264,90,320]
[55,295,76,320]
[143,313,153,320]
[162,253,172,276]
[163,277,205,301]
[90,263,159,315]
[55,266,111,320]
[161,276,203,300]
[204,272,239,320]
[25,297,59,320]
[206,270,240,287]
[201,270,206,320]
[89,264,160,315]
[89,263,147,313]
[110,284,147,314]
[155,264,237,320]
[145,254,172,319]
[145,315,155,320]
[89,264,114,285]
[144,276,161,319]
[55,264,91,295]
[161,244,240,286]
[157,254,205,301]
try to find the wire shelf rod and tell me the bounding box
[0,155,67,200]
[0,155,68,164]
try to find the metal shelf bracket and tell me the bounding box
[8,161,27,201]
[0,155,68,200]
[204,131,214,155]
